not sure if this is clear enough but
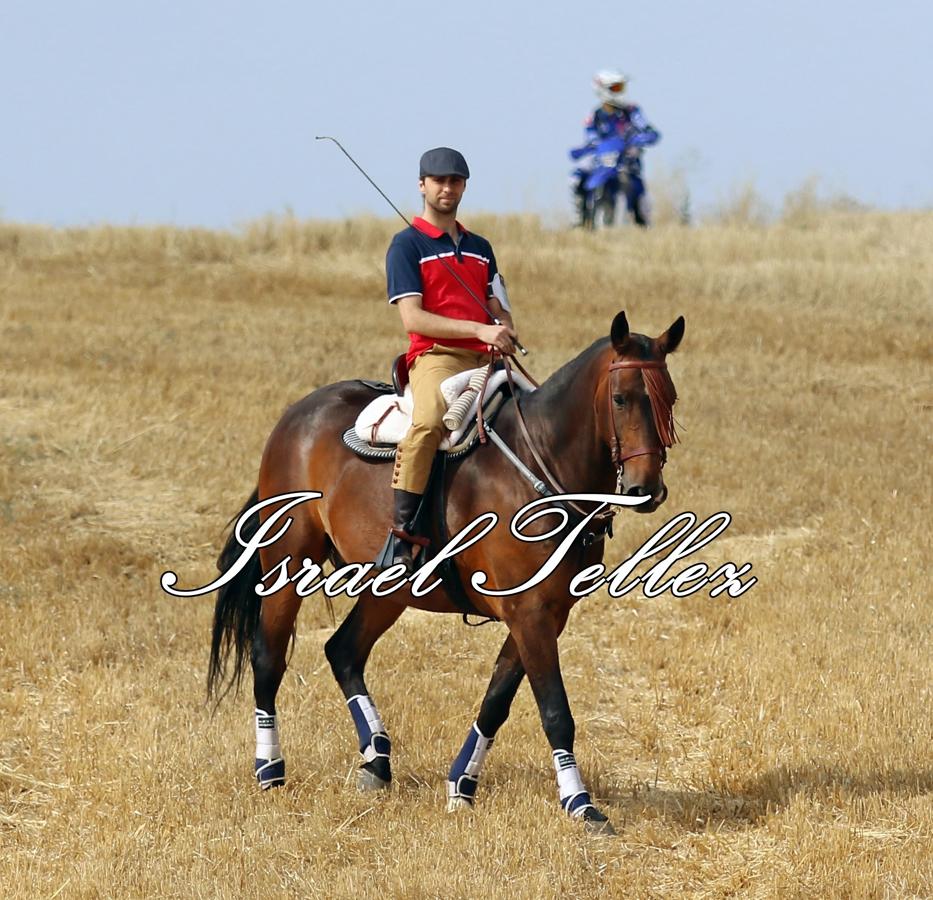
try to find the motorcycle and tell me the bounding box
[570,133,650,229]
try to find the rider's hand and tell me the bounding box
[478,323,518,355]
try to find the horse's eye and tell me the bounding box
[613,394,625,407]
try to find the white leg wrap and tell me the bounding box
[553,749,594,817]
[446,722,494,804]
[347,694,391,762]
[255,708,282,761]
[348,694,386,735]
[461,723,494,778]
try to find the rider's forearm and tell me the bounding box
[628,127,660,147]
[399,305,487,340]
[488,298,514,330]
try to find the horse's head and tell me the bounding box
[604,310,684,513]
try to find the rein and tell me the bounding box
[440,343,677,625]
[481,350,677,537]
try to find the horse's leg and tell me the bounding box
[251,583,303,790]
[509,606,615,834]
[324,594,404,791]
[251,499,327,790]
[446,634,525,810]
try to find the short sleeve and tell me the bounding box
[485,242,499,296]
[386,233,422,304]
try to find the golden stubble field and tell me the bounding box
[0,211,931,899]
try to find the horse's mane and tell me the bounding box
[527,336,612,407]
[528,331,656,402]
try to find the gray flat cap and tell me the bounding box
[419,147,470,179]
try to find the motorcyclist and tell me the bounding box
[573,69,660,227]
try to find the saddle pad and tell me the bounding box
[354,367,536,449]
[355,387,414,445]
[342,392,507,462]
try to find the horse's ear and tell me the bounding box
[658,316,685,355]
[610,311,630,352]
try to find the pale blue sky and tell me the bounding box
[1,1,930,227]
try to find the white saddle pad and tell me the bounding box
[355,367,536,449]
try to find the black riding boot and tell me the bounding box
[374,489,428,574]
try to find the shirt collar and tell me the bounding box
[412,216,468,239]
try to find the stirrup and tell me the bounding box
[374,529,426,572]
[374,530,400,570]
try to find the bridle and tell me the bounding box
[478,350,676,534]
[606,359,675,471]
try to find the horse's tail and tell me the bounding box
[208,487,262,703]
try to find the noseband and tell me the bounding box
[607,359,678,470]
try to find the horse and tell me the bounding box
[208,310,684,834]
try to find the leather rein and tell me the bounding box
[477,351,673,535]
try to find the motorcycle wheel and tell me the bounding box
[579,194,596,230]
[594,185,617,228]
[633,192,650,227]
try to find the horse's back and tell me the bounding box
[258,380,395,553]
[274,379,384,438]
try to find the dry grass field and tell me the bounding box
[1,210,931,899]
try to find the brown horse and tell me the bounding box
[208,310,684,833]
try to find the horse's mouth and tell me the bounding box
[633,484,668,514]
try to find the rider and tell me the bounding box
[382,147,519,572]
[574,69,660,227]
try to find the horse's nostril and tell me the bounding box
[624,485,649,497]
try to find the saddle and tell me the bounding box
[349,356,536,622]
[343,356,536,461]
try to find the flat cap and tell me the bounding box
[419,147,470,179]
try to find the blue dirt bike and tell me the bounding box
[570,134,649,229]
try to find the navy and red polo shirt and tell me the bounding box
[386,216,498,366]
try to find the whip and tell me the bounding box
[316,136,527,355]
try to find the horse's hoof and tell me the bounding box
[357,767,391,793]
[446,796,474,814]
[584,817,616,836]
[581,807,616,836]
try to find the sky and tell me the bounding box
[1,1,930,228]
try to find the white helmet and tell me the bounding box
[593,69,629,108]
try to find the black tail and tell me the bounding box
[208,487,262,702]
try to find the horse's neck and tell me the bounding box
[509,350,616,495]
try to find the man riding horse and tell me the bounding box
[383,147,519,573]
[201,143,685,832]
